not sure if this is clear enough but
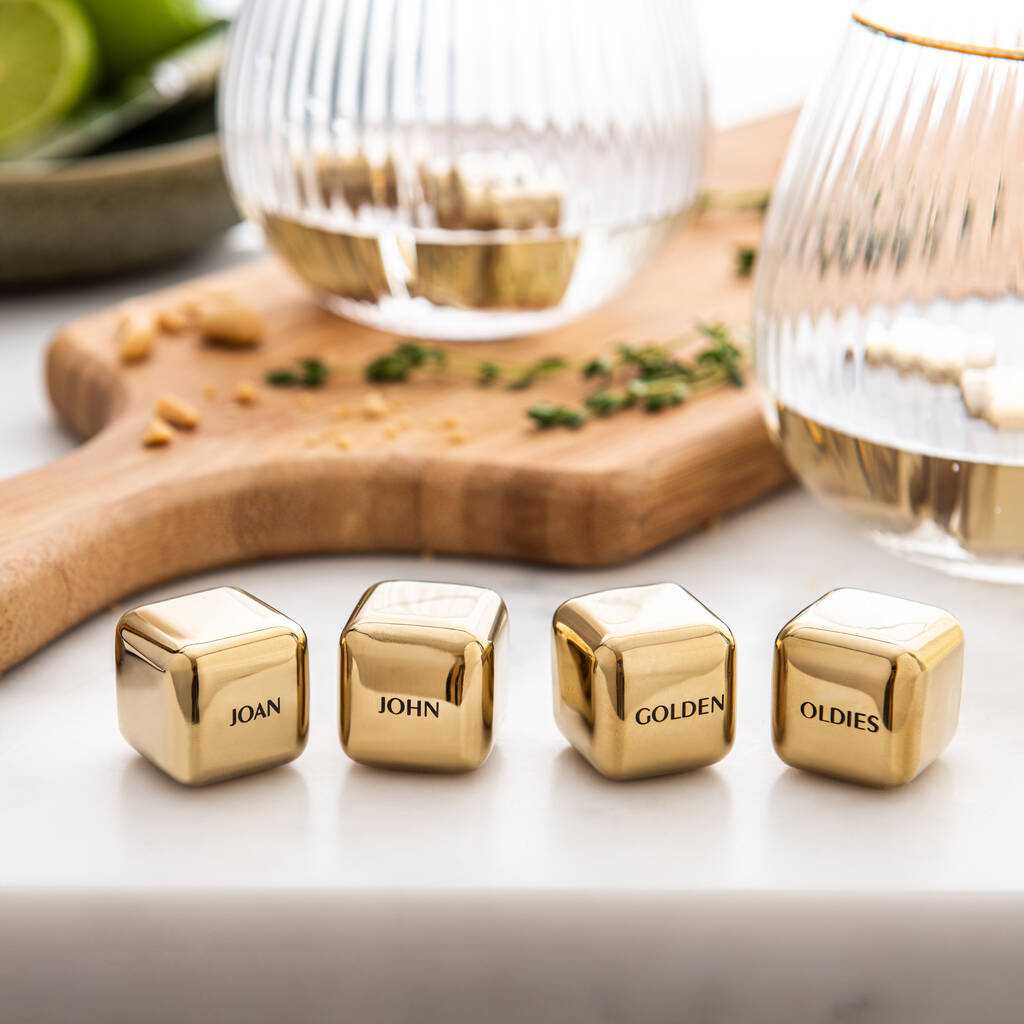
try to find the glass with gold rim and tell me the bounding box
[755,0,1024,581]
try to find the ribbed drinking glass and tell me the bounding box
[755,0,1024,581]
[219,0,707,340]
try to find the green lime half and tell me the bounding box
[78,0,214,84]
[0,0,99,150]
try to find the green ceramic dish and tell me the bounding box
[0,102,238,286]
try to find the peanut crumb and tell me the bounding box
[142,417,174,447]
[442,415,461,429]
[194,291,265,347]
[202,383,218,399]
[180,288,213,315]
[155,393,200,429]
[362,391,390,419]
[396,416,412,430]
[333,404,351,419]
[156,307,189,333]
[304,434,322,448]
[116,311,156,363]
[448,430,468,445]
[299,394,316,411]
[234,380,257,405]
[335,435,353,450]
[385,425,400,440]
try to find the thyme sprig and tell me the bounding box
[365,343,568,390]
[525,323,745,429]
[264,323,747,431]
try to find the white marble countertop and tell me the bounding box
[5,5,1023,1021]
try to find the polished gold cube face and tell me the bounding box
[115,587,309,786]
[773,588,964,787]
[340,581,508,772]
[552,584,736,780]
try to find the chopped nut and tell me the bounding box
[362,391,390,419]
[299,394,315,411]
[448,430,468,445]
[335,435,353,450]
[116,311,156,363]
[304,434,322,448]
[194,291,265,347]
[180,288,214,317]
[385,425,400,439]
[234,380,257,405]
[155,393,200,429]
[396,416,412,430]
[202,383,218,399]
[142,417,174,447]
[333,404,352,419]
[156,307,189,333]
[442,415,461,428]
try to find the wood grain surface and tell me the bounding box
[0,113,796,672]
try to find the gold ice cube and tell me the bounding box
[552,583,736,780]
[340,581,508,771]
[773,588,963,787]
[420,164,562,231]
[115,587,309,785]
[414,236,578,310]
[315,151,398,211]
[261,214,394,302]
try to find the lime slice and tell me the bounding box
[77,0,214,83]
[0,0,98,150]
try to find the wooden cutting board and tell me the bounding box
[0,113,795,673]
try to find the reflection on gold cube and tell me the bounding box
[773,588,963,787]
[115,587,309,786]
[340,581,508,772]
[552,584,735,780]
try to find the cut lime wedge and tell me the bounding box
[0,0,99,151]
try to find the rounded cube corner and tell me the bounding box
[774,618,806,650]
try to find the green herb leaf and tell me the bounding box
[585,389,634,416]
[527,402,588,429]
[478,361,501,386]
[365,353,413,382]
[582,355,615,379]
[265,368,299,386]
[300,357,330,387]
[508,355,568,390]
[735,245,757,278]
[265,357,333,388]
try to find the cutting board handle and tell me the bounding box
[0,423,232,673]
